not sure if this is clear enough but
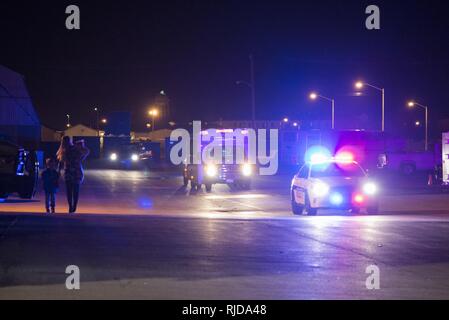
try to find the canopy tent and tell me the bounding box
[0,65,40,148]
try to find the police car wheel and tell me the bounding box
[240,181,251,190]
[305,194,317,216]
[400,164,415,175]
[367,205,379,214]
[291,192,304,215]
[351,207,361,214]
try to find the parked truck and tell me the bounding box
[0,140,39,199]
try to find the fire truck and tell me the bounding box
[183,129,254,192]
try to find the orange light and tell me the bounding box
[335,151,354,164]
[353,194,364,204]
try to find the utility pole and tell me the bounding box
[249,54,256,128]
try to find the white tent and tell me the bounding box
[0,65,40,126]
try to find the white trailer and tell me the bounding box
[442,132,449,184]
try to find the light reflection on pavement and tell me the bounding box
[1,169,449,222]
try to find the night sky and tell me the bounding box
[1,0,449,136]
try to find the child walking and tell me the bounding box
[41,158,60,213]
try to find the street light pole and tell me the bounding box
[381,88,385,132]
[236,54,256,128]
[355,81,385,132]
[331,99,335,130]
[249,54,256,126]
[309,92,335,130]
[425,106,428,151]
[66,114,71,128]
[149,109,158,133]
[94,107,99,136]
[408,101,429,151]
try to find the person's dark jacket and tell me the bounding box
[41,168,60,193]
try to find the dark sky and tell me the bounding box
[1,0,449,135]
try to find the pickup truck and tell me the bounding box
[0,140,39,199]
[379,150,440,175]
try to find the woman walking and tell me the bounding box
[56,136,90,213]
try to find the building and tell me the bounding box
[0,65,41,149]
[64,124,99,137]
[131,129,172,142]
[41,125,63,142]
[211,120,289,130]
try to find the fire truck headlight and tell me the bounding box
[205,164,218,177]
[312,182,329,197]
[110,153,118,161]
[131,154,139,162]
[242,164,252,176]
[363,182,377,195]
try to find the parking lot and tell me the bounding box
[1,169,449,299]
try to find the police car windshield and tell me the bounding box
[310,162,365,178]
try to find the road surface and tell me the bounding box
[1,169,449,299]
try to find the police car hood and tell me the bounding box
[310,176,367,188]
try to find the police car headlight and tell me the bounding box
[241,164,252,176]
[110,153,118,161]
[312,182,329,197]
[131,154,139,162]
[363,182,377,195]
[205,164,218,177]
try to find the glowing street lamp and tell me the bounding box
[93,107,100,135]
[148,108,159,132]
[66,114,71,128]
[283,117,289,123]
[101,118,107,124]
[309,92,335,129]
[355,81,385,132]
[408,100,429,151]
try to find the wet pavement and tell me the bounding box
[1,169,449,299]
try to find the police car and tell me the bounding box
[290,153,379,215]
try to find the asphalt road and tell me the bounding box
[1,169,449,299]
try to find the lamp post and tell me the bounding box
[66,114,71,128]
[93,107,99,136]
[408,101,429,151]
[148,109,159,132]
[309,92,336,129]
[236,54,256,128]
[355,81,385,132]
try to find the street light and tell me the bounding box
[148,109,159,132]
[101,118,107,124]
[236,54,256,127]
[309,92,336,129]
[66,114,71,128]
[408,100,429,151]
[93,107,100,135]
[355,81,385,132]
